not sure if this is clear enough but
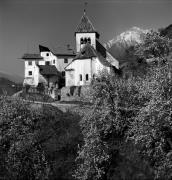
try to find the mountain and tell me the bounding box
[105,27,148,65]
[0,71,23,96]
[0,70,23,84]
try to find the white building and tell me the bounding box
[65,11,119,86]
[22,10,119,90]
[22,45,75,88]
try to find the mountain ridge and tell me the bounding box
[0,70,23,84]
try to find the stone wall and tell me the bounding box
[61,85,91,102]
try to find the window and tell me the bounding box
[28,71,32,76]
[46,61,50,65]
[81,38,84,44]
[64,58,68,63]
[88,38,91,44]
[80,74,82,81]
[28,61,32,66]
[46,53,49,56]
[84,38,87,44]
[86,74,89,81]
[53,60,55,64]
[62,71,65,77]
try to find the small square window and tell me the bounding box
[28,61,32,66]
[64,58,68,63]
[46,61,50,65]
[28,71,32,76]
[62,71,65,77]
[46,53,49,56]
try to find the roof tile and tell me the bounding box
[38,65,60,76]
[22,54,43,60]
[76,14,96,33]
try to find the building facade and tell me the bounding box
[22,10,119,95]
[65,11,119,86]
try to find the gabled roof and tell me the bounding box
[39,45,50,52]
[96,40,106,58]
[22,53,43,60]
[55,53,76,59]
[74,43,97,60]
[38,65,60,76]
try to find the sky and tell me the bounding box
[0,0,172,77]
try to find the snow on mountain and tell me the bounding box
[105,27,149,63]
[106,27,148,49]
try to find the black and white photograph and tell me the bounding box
[0,0,172,179]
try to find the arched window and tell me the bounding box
[88,38,91,44]
[84,38,87,44]
[80,74,82,81]
[81,38,84,44]
[86,74,89,81]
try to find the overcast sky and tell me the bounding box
[0,0,172,76]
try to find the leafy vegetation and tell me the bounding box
[1,28,172,180]
[0,97,82,180]
[74,30,172,180]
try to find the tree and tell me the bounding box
[135,30,170,63]
[74,71,153,180]
[129,64,172,179]
[37,82,45,94]
[0,97,83,180]
[0,97,50,179]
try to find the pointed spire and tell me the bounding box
[84,2,87,15]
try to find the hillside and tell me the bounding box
[0,70,23,84]
[160,24,172,39]
[0,77,22,96]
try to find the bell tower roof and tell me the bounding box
[75,8,100,38]
[76,13,96,33]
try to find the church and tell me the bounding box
[22,10,119,97]
[65,10,119,86]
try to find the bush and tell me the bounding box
[74,65,172,180]
[0,97,83,180]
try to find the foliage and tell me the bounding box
[0,98,50,179]
[129,64,172,179]
[135,30,170,62]
[0,97,83,180]
[75,63,172,180]
[37,82,45,94]
[74,71,154,180]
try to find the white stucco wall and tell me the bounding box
[75,33,96,53]
[65,57,111,87]
[56,57,73,72]
[24,60,39,87]
[40,51,58,69]
[66,58,95,86]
